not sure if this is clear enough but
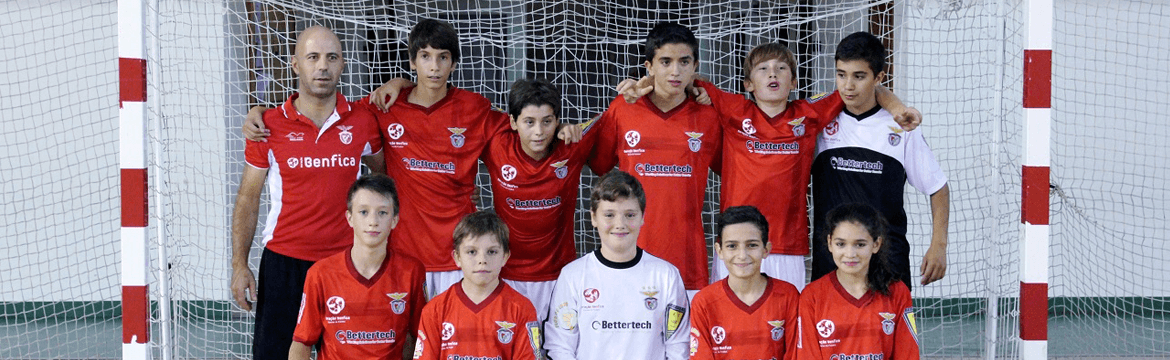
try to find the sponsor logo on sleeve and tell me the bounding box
[768,320,785,341]
[904,308,920,346]
[326,296,345,315]
[387,293,408,314]
[526,321,542,358]
[554,302,578,330]
[495,321,515,344]
[808,92,830,103]
[665,304,685,341]
[689,328,700,356]
[412,330,425,359]
[338,125,353,144]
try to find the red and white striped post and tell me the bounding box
[1020,0,1052,358]
[119,0,151,359]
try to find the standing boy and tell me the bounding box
[811,31,950,290]
[589,22,722,294]
[230,26,383,360]
[413,210,542,360]
[291,174,426,360]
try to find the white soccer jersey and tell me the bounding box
[545,249,690,360]
[812,106,947,242]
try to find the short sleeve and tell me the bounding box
[687,294,715,360]
[796,293,823,360]
[891,285,922,360]
[243,115,272,169]
[587,103,621,176]
[512,301,542,360]
[903,131,947,195]
[352,105,384,156]
[408,260,427,335]
[695,79,746,121]
[663,267,691,360]
[291,267,324,345]
[806,91,845,128]
[413,304,441,360]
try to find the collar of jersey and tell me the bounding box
[397,85,457,115]
[344,246,393,288]
[720,274,774,314]
[280,92,350,140]
[594,247,643,269]
[828,270,876,308]
[453,279,505,313]
[842,104,882,122]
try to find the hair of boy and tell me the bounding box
[408,18,461,63]
[715,205,770,245]
[346,173,400,215]
[643,22,699,64]
[743,42,798,82]
[834,31,886,77]
[824,203,896,296]
[452,209,510,253]
[507,78,561,120]
[589,170,647,213]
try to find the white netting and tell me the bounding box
[3,0,1168,359]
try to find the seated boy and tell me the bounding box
[413,210,541,360]
[617,41,918,290]
[545,170,689,360]
[291,174,426,360]
[689,205,799,360]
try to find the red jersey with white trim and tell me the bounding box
[413,281,541,360]
[697,80,843,256]
[589,95,722,290]
[797,272,920,360]
[689,276,799,360]
[293,248,427,360]
[484,119,599,281]
[245,92,382,261]
[365,87,510,271]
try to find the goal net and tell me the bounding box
[2,0,1167,359]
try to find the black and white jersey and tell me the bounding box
[545,248,690,360]
[811,106,947,245]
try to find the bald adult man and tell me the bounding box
[229,26,384,360]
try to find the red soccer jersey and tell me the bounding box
[690,276,800,360]
[293,248,427,360]
[797,272,920,360]
[414,281,541,360]
[590,95,722,290]
[698,80,843,256]
[366,87,510,271]
[245,93,382,261]
[484,119,599,281]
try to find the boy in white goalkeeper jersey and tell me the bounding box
[545,170,690,360]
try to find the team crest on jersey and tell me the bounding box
[501,164,518,181]
[338,125,353,144]
[495,321,515,344]
[768,320,785,341]
[789,117,807,137]
[685,132,704,152]
[387,123,405,140]
[741,119,757,136]
[825,120,840,136]
[441,322,455,341]
[448,127,467,148]
[816,319,835,338]
[387,293,408,314]
[880,312,897,335]
[641,287,659,310]
[286,132,304,142]
[551,159,570,179]
[326,296,345,315]
[888,126,904,146]
[711,326,727,344]
[625,130,641,147]
[287,157,300,169]
[525,321,542,356]
[583,288,600,303]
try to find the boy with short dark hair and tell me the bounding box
[413,210,541,360]
[291,174,426,360]
[589,22,722,295]
[811,31,950,290]
[545,170,690,360]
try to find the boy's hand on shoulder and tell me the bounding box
[557,122,583,144]
[242,106,271,142]
[617,75,655,104]
[894,107,922,131]
[370,78,415,113]
[691,83,711,106]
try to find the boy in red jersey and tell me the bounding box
[413,210,541,360]
[485,78,598,322]
[589,22,722,295]
[798,203,919,360]
[231,26,385,360]
[618,42,918,290]
[291,174,426,360]
[690,206,799,360]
